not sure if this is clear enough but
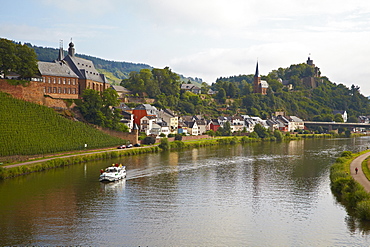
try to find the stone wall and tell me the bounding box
[0,79,70,109]
[98,127,139,144]
[154,134,210,143]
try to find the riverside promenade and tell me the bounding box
[350,152,370,192]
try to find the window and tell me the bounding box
[53,87,57,93]
[63,78,66,84]
[58,78,61,84]
[53,78,56,84]
[68,79,70,85]
[68,88,71,94]
[48,77,51,83]
[58,87,61,94]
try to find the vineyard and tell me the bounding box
[0,91,124,157]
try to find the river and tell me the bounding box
[1,137,370,246]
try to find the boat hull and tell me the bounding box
[99,165,126,182]
[99,173,126,182]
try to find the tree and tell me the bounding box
[143,136,156,145]
[273,129,283,141]
[159,137,170,150]
[0,38,18,77]
[333,114,344,122]
[222,121,232,136]
[76,89,127,132]
[0,38,38,78]
[253,124,269,138]
[15,43,38,78]
[217,88,226,103]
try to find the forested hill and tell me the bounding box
[26,43,202,85]
[211,63,370,121]
[26,43,152,83]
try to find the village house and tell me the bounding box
[140,115,157,135]
[132,104,158,126]
[333,110,348,122]
[180,83,201,94]
[195,120,208,135]
[185,121,199,136]
[158,109,178,134]
[288,116,304,131]
[111,85,131,102]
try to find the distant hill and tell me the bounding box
[26,43,202,86]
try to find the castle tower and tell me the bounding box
[253,61,261,93]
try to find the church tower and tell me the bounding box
[253,61,261,93]
[68,39,75,57]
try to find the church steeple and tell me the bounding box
[254,61,259,78]
[253,61,261,94]
[68,38,75,57]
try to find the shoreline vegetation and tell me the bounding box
[330,150,370,221]
[0,132,362,180]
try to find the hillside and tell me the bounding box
[211,63,370,120]
[0,91,123,158]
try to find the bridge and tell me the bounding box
[304,121,370,130]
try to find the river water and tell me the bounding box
[1,137,370,246]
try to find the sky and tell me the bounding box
[2,0,370,95]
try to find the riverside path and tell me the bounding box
[350,152,370,193]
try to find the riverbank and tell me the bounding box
[0,133,361,180]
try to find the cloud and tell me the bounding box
[39,0,117,16]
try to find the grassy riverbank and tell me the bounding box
[0,133,352,180]
[330,150,370,220]
[0,146,160,180]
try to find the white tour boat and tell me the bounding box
[99,164,126,182]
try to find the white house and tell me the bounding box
[140,115,157,135]
[289,116,304,131]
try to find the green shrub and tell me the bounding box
[159,138,170,150]
[174,134,183,141]
[357,200,370,220]
[341,151,352,158]
[142,136,156,145]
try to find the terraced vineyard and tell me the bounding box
[0,91,123,156]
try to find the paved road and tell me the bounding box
[3,148,118,169]
[350,152,370,193]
